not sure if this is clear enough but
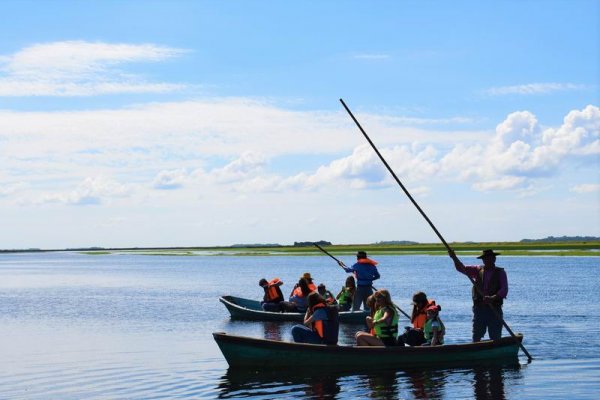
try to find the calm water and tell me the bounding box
[1,252,599,399]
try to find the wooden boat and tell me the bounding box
[213,331,523,370]
[219,295,368,323]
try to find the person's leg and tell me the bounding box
[362,287,373,310]
[356,332,385,346]
[292,325,322,344]
[487,306,503,340]
[472,305,487,342]
[352,287,364,311]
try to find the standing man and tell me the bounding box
[449,249,508,341]
[339,251,380,311]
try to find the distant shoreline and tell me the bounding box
[3,241,599,257]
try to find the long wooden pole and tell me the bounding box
[339,98,533,362]
[313,243,412,321]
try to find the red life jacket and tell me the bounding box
[413,299,436,329]
[308,282,317,292]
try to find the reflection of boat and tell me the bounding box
[213,331,523,370]
[219,295,368,323]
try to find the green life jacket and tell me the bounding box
[424,318,445,343]
[373,307,399,339]
[337,288,353,305]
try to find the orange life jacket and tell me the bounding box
[293,286,307,298]
[413,299,436,329]
[265,278,282,302]
[308,282,317,292]
[311,303,326,338]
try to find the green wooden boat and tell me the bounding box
[213,332,523,370]
[219,295,368,323]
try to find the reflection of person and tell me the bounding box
[259,278,284,312]
[473,365,509,400]
[355,289,398,346]
[291,292,339,344]
[336,276,356,311]
[340,251,380,311]
[449,249,508,341]
[422,304,445,346]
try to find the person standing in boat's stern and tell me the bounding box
[449,249,508,342]
[339,251,380,311]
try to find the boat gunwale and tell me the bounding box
[212,331,523,355]
[219,295,368,320]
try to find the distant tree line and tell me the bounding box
[230,243,282,248]
[293,240,332,247]
[520,236,600,243]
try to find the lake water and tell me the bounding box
[1,252,599,399]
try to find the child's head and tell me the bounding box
[412,291,428,307]
[307,292,326,310]
[345,276,356,288]
[317,283,326,295]
[426,304,441,318]
[366,294,377,310]
[374,289,394,308]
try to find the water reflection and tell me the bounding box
[216,363,522,399]
[262,321,283,341]
[471,363,521,400]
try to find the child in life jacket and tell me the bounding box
[291,292,339,345]
[422,304,445,346]
[355,289,399,347]
[259,278,284,312]
[336,276,356,312]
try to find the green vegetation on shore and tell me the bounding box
[74,241,600,257]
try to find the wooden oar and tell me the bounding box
[313,243,411,321]
[339,98,533,362]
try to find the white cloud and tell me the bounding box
[152,169,187,190]
[0,41,187,96]
[38,176,133,205]
[0,181,28,197]
[570,183,600,193]
[485,82,588,96]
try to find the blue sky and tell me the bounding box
[1,1,598,249]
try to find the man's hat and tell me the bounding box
[302,272,312,280]
[356,251,368,259]
[477,249,501,259]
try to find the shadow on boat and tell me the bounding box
[216,362,522,399]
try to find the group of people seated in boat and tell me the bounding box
[258,278,444,347]
[290,287,444,347]
[259,272,350,313]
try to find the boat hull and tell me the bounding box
[213,332,523,370]
[219,295,368,323]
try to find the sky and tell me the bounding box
[0,1,598,249]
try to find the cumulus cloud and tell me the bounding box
[0,41,187,96]
[485,82,588,96]
[38,176,133,205]
[152,169,187,189]
[570,183,600,193]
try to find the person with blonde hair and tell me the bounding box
[355,289,398,346]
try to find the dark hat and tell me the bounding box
[356,250,368,259]
[477,249,500,259]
